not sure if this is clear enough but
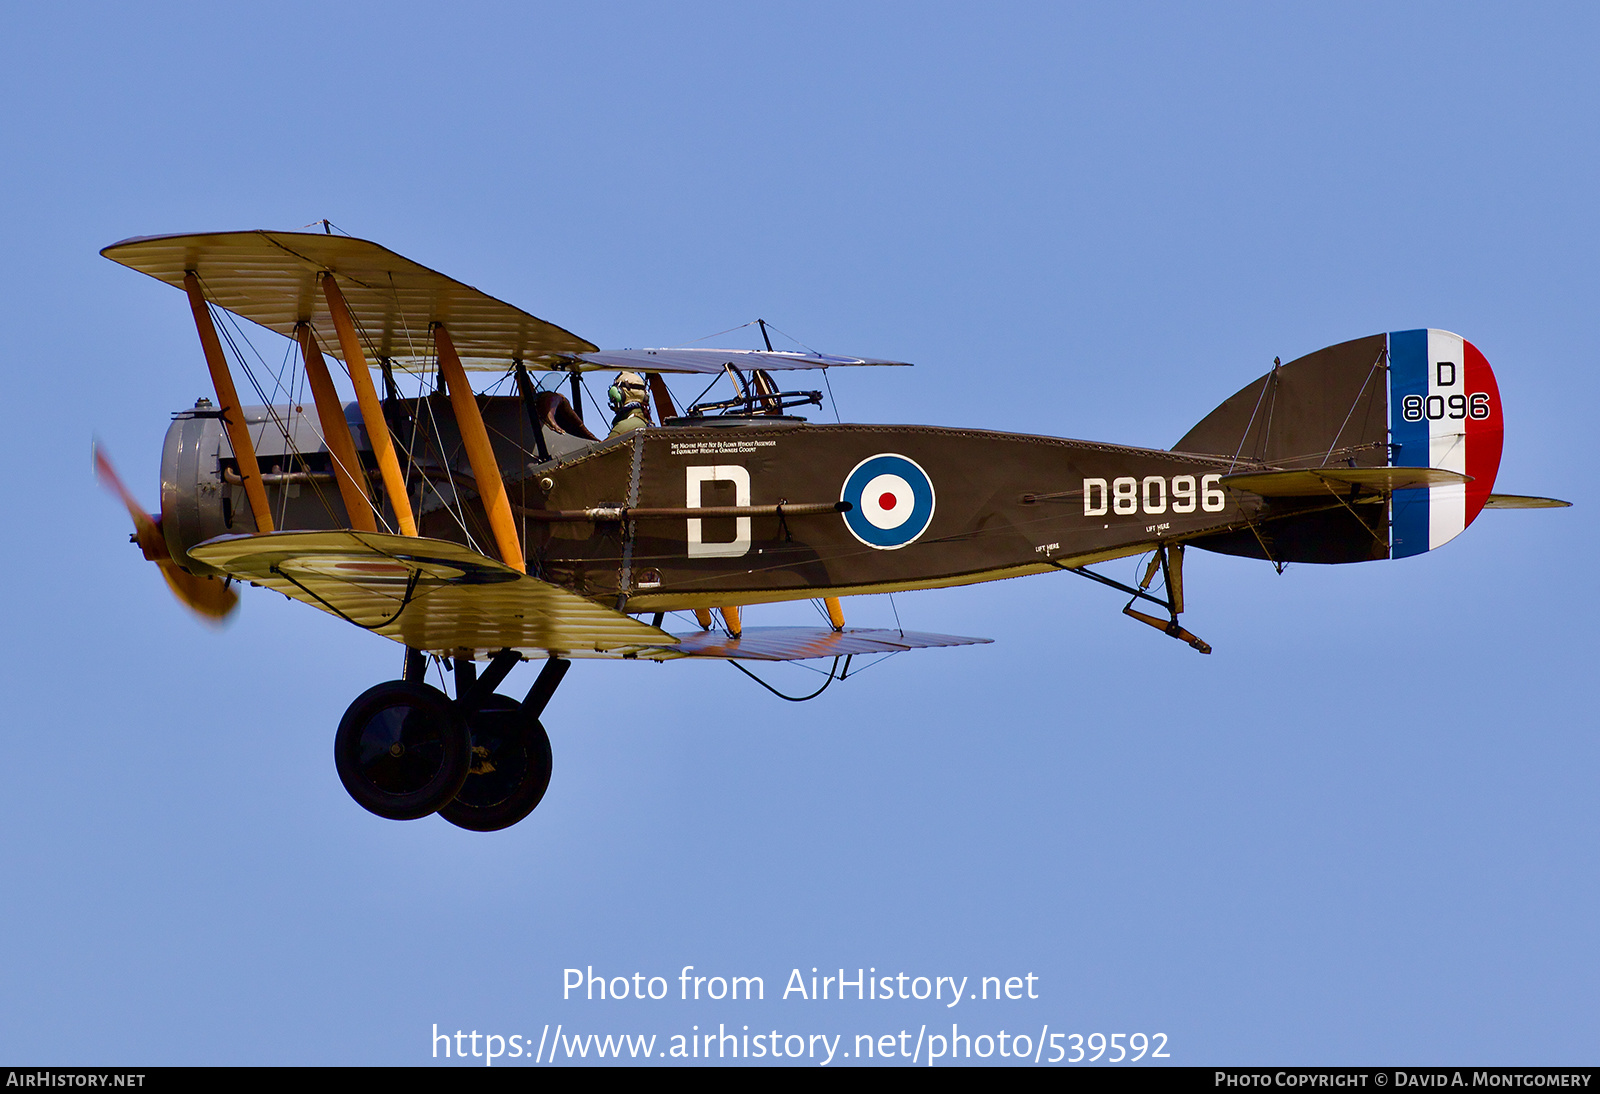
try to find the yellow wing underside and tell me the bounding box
[100,230,597,371]
[188,531,674,658]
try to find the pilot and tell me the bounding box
[606,371,652,438]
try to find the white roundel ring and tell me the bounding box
[840,454,936,549]
[860,474,917,529]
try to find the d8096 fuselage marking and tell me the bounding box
[1082,475,1225,517]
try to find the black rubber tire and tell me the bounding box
[334,681,471,821]
[439,695,553,832]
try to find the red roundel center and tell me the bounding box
[878,492,898,510]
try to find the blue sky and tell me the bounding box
[1,2,1593,1065]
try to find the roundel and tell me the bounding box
[840,453,936,550]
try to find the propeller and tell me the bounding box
[93,443,238,622]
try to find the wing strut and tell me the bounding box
[182,272,273,532]
[690,606,745,637]
[322,275,418,536]
[646,373,678,420]
[512,362,552,462]
[824,597,846,631]
[435,323,525,573]
[295,323,377,532]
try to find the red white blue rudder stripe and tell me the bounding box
[1388,329,1504,558]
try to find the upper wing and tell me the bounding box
[101,230,596,370]
[101,231,910,376]
[571,348,912,373]
[187,530,671,656]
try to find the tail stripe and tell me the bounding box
[1426,329,1468,550]
[1388,328,1503,558]
[1388,329,1431,558]
[1462,339,1504,527]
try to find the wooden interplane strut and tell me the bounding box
[824,597,846,631]
[434,324,525,573]
[295,323,376,533]
[321,275,418,537]
[182,272,273,533]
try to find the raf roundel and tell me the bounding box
[840,454,936,549]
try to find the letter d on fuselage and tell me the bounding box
[686,465,751,558]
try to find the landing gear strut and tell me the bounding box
[333,650,571,827]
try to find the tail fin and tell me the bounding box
[1173,330,1504,563]
[1386,330,1503,556]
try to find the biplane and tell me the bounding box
[97,230,1568,831]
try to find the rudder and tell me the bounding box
[1174,330,1504,563]
[1386,329,1503,557]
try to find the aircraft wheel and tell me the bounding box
[439,695,553,832]
[334,681,471,821]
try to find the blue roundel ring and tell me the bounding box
[839,454,936,550]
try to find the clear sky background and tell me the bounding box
[1,1,1594,1066]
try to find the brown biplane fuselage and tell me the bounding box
[158,393,1379,615]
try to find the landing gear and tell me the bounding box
[333,651,570,829]
[334,680,471,820]
[438,696,553,832]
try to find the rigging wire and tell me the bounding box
[579,373,609,424]
[1228,365,1274,473]
[295,323,394,533]
[408,331,485,553]
[301,219,352,237]
[679,319,757,346]
[752,320,824,357]
[835,651,900,679]
[685,371,725,410]
[354,274,484,552]
[1320,350,1387,467]
[728,656,843,702]
[200,291,344,530]
[376,268,444,528]
[198,279,368,530]
[269,566,421,632]
[822,367,842,423]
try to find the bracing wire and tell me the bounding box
[200,289,345,530]
[822,367,842,423]
[357,274,483,552]
[729,656,843,702]
[679,319,758,346]
[752,320,824,357]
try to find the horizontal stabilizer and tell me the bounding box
[1482,493,1572,509]
[664,626,990,661]
[1222,466,1470,497]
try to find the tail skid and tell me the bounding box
[1054,544,1213,655]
